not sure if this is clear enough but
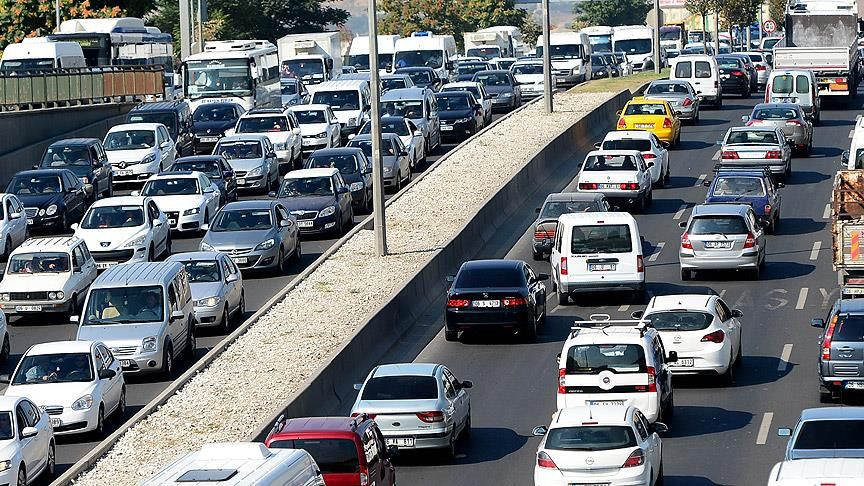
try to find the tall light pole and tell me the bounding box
[179,0,191,59]
[55,0,60,32]
[368,0,388,256]
[653,0,661,73]
[541,0,553,113]
[714,9,720,54]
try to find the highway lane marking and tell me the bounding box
[648,242,665,262]
[718,289,727,299]
[810,241,822,261]
[673,204,688,220]
[756,412,774,445]
[778,344,793,372]
[618,304,630,311]
[824,203,831,220]
[695,173,707,185]
[796,288,809,310]
[712,149,721,160]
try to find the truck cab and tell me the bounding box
[394,33,457,84]
[278,32,342,85]
[614,25,660,72]
[537,31,592,87]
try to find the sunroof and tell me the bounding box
[176,469,238,482]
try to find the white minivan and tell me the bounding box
[670,55,721,108]
[765,69,820,124]
[0,38,85,71]
[550,212,645,305]
[307,79,372,143]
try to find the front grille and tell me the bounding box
[10,291,48,300]
[42,406,63,416]
[834,365,861,376]
[25,208,38,218]
[235,171,247,178]
[219,247,253,255]
[166,211,179,227]
[290,210,318,221]
[91,249,134,262]
[487,92,498,98]
[233,255,261,268]
[554,69,570,76]
[110,345,138,356]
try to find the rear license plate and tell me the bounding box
[297,220,314,228]
[473,300,501,308]
[231,257,248,264]
[120,359,132,368]
[26,219,33,225]
[386,437,415,447]
[673,358,695,367]
[598,183,620,189]
[845,381,864,390]
[738,152,765,159]
[50,418,62,427]
[704,241,732,249]
[588,400,625,406]
[779,97,796,103]
[168,219,177,226]
[441,125,454,131]
[635,123,654,128]
[589,263,616,271]
[114,169,133,176]
[15,305,41,312]
[199,136,218,143]
[96,262,114,270]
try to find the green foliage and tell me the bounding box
[767,0,787,25]
[461,0,526,31]
[521,15,541,48]
[573,0,653,27]
[683,0,718,16]
[0,0,122,48]
[718,0,762,29]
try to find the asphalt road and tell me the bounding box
[324,92,855,486]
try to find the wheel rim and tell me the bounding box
[165,350,172,374]
[17,467,24,486]
[47,444,55,474]
[120,389,126,415]
[222,306,229,332]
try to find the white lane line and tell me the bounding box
[673,204,688,220]
[756,412,774,445]
[618,304,630,312]
[824,203,832,220]
[810,241,822,261]
[778,344,794,372]
[851,129,856,139]
[648,242,665,262]
[718,289,727,299]
[712,149,721,160]
[695,173,707,185]
[796,288,809,310]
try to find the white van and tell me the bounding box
[766,458,864,485]
[842,115,864,169]
[142,442,325,486]
[765,69,820,123]
[536,31,592,86]
[0,38,85,71]
[670,55,722,108]
[306,79,371,142]
[550,212,645,305]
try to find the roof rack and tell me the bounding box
[711,164,782,186]
[570,314,653,338]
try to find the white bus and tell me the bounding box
[182,40,280,112]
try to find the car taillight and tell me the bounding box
[558,368,566,394]
[663,117,673,128]
[836,77,846,83]
[350,412,377,419]
[823,315,838,360]
[647,366,657,392]
[681,232,692,249]
[560,257,568,275]
[701,330,726,343]
[622,448,645,468]
[503,296,527,307]
[721,150,739,159]
[642,152,657,159]
[579,182,598,190]
[765,204,771,214]
[765,85,770,102]
[682,97,693,107]
[637,255,644,272]
[617,118,627,129]
[714,80,719,88]
[743,232,756,248]
[537,451,558,469]
[446,298,470,308]
[756,65,767,71]
[534,229,556,239]
[786,120,803,127]
[417,411,444,423]
[765,150,782,159]
[360,470,370,486]
[731,70,745,77]
[620,182,639,190]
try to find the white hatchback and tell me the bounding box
[0,193,27,261]
[103,123,177,186]
[0,396,55,486]
[597,131,670,188]
[136,171,221,233]
[576,150,653,212]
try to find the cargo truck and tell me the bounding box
[346,35,400,74]
[464,31,512,59]
[831,170,864,295]
[393,32,457,82]
[277,32,342,85]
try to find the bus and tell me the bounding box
[182,40,280,112]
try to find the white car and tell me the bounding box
[635,294,743,385]
[0,396,55,486]
[596,131,670,188]
[0,193,28,261]
[766,458,864,485]
[0,237,97,320]
[72,196,171,268]
[103,123,177,186]
[533,406,665,486]
[288,104,341,156]
[136,171,221,233]
[439,82,493,126]
[356,116,427,169]
[167,252,245,333]
[576,150,654,212]
[2,341,125,436]
[234,109,303,174]
[510,59,547,101]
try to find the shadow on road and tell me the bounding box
[394,427,528,466]
[662,405,752,438]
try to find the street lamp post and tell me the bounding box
[541,0,553,113]
[368,0,388,256]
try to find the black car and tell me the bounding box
[168,155,238,205]
[394,67,441,92]
[454,62,490,82]
[6,169,86,232]
[435,91,483,142]
[37,138,112,203]
[472,70,521,112]
[304,148,373,213]
[716,56,751,98]
[191,102,246,155]
[591,54,613,79]
[445,259,547,342]
[269,168,354,237]
[729,53,758,92]
[126,100,195,156]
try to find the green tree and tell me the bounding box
[377,0,467,38]
[0,0,122,48]
[521,15,541,48]
[767,0,786,27]
[718,0,761,29]
[461,0,526,31]
[573,0,652,27]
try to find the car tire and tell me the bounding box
[681,268,693,281]
[275,248,286,276]
[654,463,665,486]
[2,236,11,262]
[662,392,674,420]
[557,289,569,306]
[263,174,272,195]
[116,386,126,420]
[395,171,403,192]
[735,338,743,367]
[162,344,174,378]
[444,329,459,342]
[819,388,836,403]
[292,239,301,262]
[93,404,105,438]
[106,180,114,198]
[148,244,154,262]
[46,441,55,478]
[750,266,761,280]
[720,362,735,386]
[461,408,472,440]
[523,319,537,342]
[0,333,9,363]
[185,325,196,362]
[17,464,25,486]
[443,432,457,462]
[219,305,230,334]
[532,249,544,261]
[202,210,209,235]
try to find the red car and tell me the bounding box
[265,415,397,486]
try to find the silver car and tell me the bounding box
[679,203,766,280]
[280,78,308,107]
[214,135,279,194]
[167,252,245,333]
[719,126,792,177]
[742,103,813,155]
[357,116,426,169]
[350,363,472,459]
[741,51,772,86]
[778,408,864,460]
[348,133,412,192]
[199,200,300,275]
[645,79,700,123]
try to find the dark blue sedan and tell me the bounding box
[704,167,783,233]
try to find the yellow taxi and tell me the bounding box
[616,96,681,146]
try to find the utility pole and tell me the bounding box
[196,0,204,53]
[55,0,60,32]
[368,0,388,256]
[542,0,553,113]
[653,0,661,73]
[714,9,720,54]
[179,0,191,60]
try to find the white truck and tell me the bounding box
[277,32,342,85]
[536,31,591,87]
[464,31,512,59]
[831,170,864,295]
[393,32,457,82]
[0,38,86,71]
[613,25,659,72]
[581,25,614,54]
[774,0,860,98]
[346,35,400,74]
[479,26,523,56]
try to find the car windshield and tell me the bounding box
[540,201,598,219]
[279,177,334,197]
[466,47,499,59]
[280,81,298,96]
[753,107,799,120]
[293,110,326,124]
[456,64,487,75]
[143,178,199,196]
[647,83,690,95]
[268,439,360,474]
[104,130,155,151]
[660,29,681,41]
[571,224,632,254]
[12,352,93,384]
[361,375,438,400]
[128,113,176,135]
[545,426,638,451]
[211,209,272,231]
[281,59,324,78]
[536,44,584,59]
[1,58,54,71]
[624,103,667,116]
[349,139,398,158]
[455,266,523,288]
[8,252,70,274]
[726,130,778,145]
[794,420,864,449]
[311,91,360,111]
[381,100,423,118]
[833,315,864,342]
[513,64,543,75]
[646,311,714,331]
[41,146,91,170]
[0,413,12,440]
[688,216,749,235]
[394,50,443,69]
[763,38,782,49]
[83,285,164,325]
[712,177,765,196]
[81,205,144,229]
[181,260,221,283]
[307,155,359,175]
[583,154,640,171]
[437,95,471,111]
[566,344,647,373]
[602,139,651,151]
[187,59,252,98]
[172,160,221,178]
[193,104,237,122]
[382,78,407,90]
[7,175,61,195]
[615,39,652,55]
[474,72,511,86]
[360,120,409,137]
[237,116,287,133]
[217,141,263,160]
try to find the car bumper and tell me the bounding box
[26,213,64,231]
[45,406,101,435]
[559,277,645,295]
[440,123,473,139]
[169,212,206,232]
[302,138,329,154]
[0,299,74,314]
[378,425,453,450]
[193,138,220,155]
[445,307,533,332]
[91,248,146,269]
[225,247,280,270]
[535,464,651,486]
[720,77,749,93]
[350,189,365,207]
[679,252,760,270]
[649,127,676,143]
[667,345,731,375]
[490,97,516,110]
[719,158,786,174]
[193,304,226,327]
[115,349,164,374]
[236,174,267,190]
[676,105,698,119]
[533,239,553,256]
[557,393,660,423]
[296,214,338,235]
[111,164,160,183]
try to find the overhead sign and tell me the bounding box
[763,19,778,33]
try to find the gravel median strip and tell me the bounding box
[72,90,617,485]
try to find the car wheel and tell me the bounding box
[162,345,174,378]
[662,392,675,420]
[444,329,459,342]
[523,319,537,342]
[532,249,544,261]
[681,268,692,281]
[147,244,154,262]
[460,408,472,440]
[0,334,9,363]
[2,237,11,262]
[735,337,743,367]
[202,210,209,235]
[275,248,286,276]
[443,432,457,461]
[292,239,301,262]
[751,266,761,280]
[395,171,403,192]
[17,464,25,486]
[186,325,196,361]
[117,386,126,420]
[820,388,836,403]
[263,174,272,195]
[46,441,55,477]
[654,463,665,486]
[220,305,230,334]
[695,109,700,123]
[106,181,114,198]
[720,362,735,386]
[93,404,105,438]
[557,289,569,306]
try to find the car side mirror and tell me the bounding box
[715,140,723,145]
[0,374,9,384]
[616,110,622,116]
[200,223,209,231]
[660,141,670,148]
[675,110,682,116]
[353,383,363,391]
[811,318,826,328]
[731,309,743,318]
[652,422,669,434]
[21,427,38,438]
[268,152,277,158]
[842,151,850,164]
[460,380,473,389]
[631,310,644,319]
[778,428,792,437]
[130,190,140,196]
[224,171,234,179]
[337,186,349,194]
[363,168,373,175]
[98,369,117,379]
[292,128,301,135]
[225,273,239,283]
[399,151,409,157]
[667,351,679,362]
[160,141,171,149]
[413,130,423,137]
[279,219,291,228]
[348,134,356,140]
[9,212,21,219]
[69,315,79,323]
[153,219,163,227]
[268,191,278,198]
[170,310,184,322]
[703,180,711,186]
[777,182,785,188]
[678,221,687,229]
[445,275,455,283]
[31,165,39,170]
[646,161,655,168]
[741,115,750,122]
[532,426,548,436]
[204,187,216,194]
[786,138,795,145]
[446,61,454,70]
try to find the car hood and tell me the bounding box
[193,121,235,136]
[0,274,72,293]
[190,281,225,301]
[277,195,337,212]
[224,158,267,172]
[298,123,329,137]
[789,449,864,460]
[149,195,206,213]
[5,381,95,407]
[76,322,163,346]
[439,109,474,121]
[14,193,63,208]
[74,226,148,252]
[105,148,156,166]
[353,398,441,415]
[203,229,274,250]
[514,74,544,84]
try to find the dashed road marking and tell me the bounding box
[712,149,721,160]
[718,289,727,299]
[649,242,665,262]
[618,304,630,312]
[673,204,688,220]
[810,241,822,261]
[695,173,708,186]
[778,344,793,372]
[824,203,832,220]
[796,288,809,310]
[756,412,774,445]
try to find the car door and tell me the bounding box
[200,174,218,216]
[65,172,86,221]
[263,138,278,180]
[636,154,652,190]
[653,337,673,404]
[443,368,469,433]
[218,157,237,202]
[148,200,168,255]
[273,204,292,254]
[715,298,740,357]
[77,242,98,288]
[440,371,461,433]
[18,401,45,475]
[166,282,184,355]
[2,197,15,250]
[96,344,122,411]
[634,410,660,469]
[393,138,409,176]
[525,264,545,319]
[220,255,241,312]
[427,94,441,149]
[747,209,766,254]
[332,175,350,218]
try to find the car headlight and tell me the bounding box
[123,235,147,249]
[319,206,336,217]
[196,296,222,307]
[71,394,93,411]
[314,132,328,139]
[349,182,364,192]
[183,207,200,216]
[455,117,472,124]
[45,204,58,216]
[48,291,65,300]
[255,238,275,251]
[0,294,8,301]
[0,460,10,472]
[274,143,286,151]
[142,336,158,352]
[500,92,514,98]
[38,208,45,216]
[142,153,156,165]
[383,166,393,175]
[200,241,215,251]
[246,165,265,177]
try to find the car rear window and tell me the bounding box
[674,61,691,78]
[712,177,765,197]
[794,420,864,450]
[796,75,809,94]
[645,311,713,331]
[565,344,647,373]
[540,201,597,219]
[833,315,864,342]
[646,83,689,95]
[772,75,794,94]
[361,376,438,400]
[545,426,637,451]
[583,154,640,171]
[624,103,666,116]
[602,139,651,152]
[455,266,523,288]
[695,61,712,78]
[726,130,778,145]
[269,438,360,473]
[688,216,749,235]
[747,54,763,62]
[752,107,798,120]
[571,224,632,254]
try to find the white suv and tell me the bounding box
[533,405,665,486]
[234,109,303,175]
[556,315,675,423]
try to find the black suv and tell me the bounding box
[126,100,194,156]
[37,138,112,203]
[191,102,246,155]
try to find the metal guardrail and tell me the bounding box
[0,65,165,111]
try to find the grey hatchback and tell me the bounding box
[679,203,766,280]
[812,298,864,403]
[532,193,609,260]
[742,103,813,155]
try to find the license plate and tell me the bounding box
[588,400,625,406]
[297,220,314,228]
[168,219,177,225]
[237,178,246,185]
[96,262,114,270]
[199,137,218,143]
[231,257,248,264]
[704,241,732,249]
[556,77,568,83]
[589,263,616,272]
[441,125,454,131]
[779,97,796,103]
[473,300,500,308]
[673,358,695,367]
[385,437,415,447]
[846,381,864,390]
[738,152,765,159]
[598,183,622,190]
[635,123,654,128]
[114,169,133,176]
[15,305,41,312]
[26,219,33,225]
[50,418,62,427]
[120,360,132,368]
[302,139,317,146]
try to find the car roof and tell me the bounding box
[284,168,338,179]
[107,123,163,132]
[275,416,366,436]
[799,407,864,421]
[131,101,186,113]
[558,211,636,224]
[691,203,750,216]
[14,236,83,254]
[396,66,434,72]
[148,171,201,180]
[93,261,183,288]
[753,103,800,110]
[729,126,776,133]
[837,298,864,313]
[48,138,100,147]
[604,130,653,140]
[351,133,399,142]
[544,192,604,203]
[27,340,95,355]
[442,81,482,88]
[629,96,668,104]
[241,110,287,118]
[288,104,329,111]
[476,69,509,75]
[373,363,439,377]
[552,406,631,428]
[380,87,431,101]
[435,91,471,98]
[90,195,145,208]
[587,149,642,157]
[310,147,365,157]
[459,259,523,273]
[646,294,715,312]
[167,251,223,262]
[174,155,225,164]
[222,200,276,211]
[12,168,73,178]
